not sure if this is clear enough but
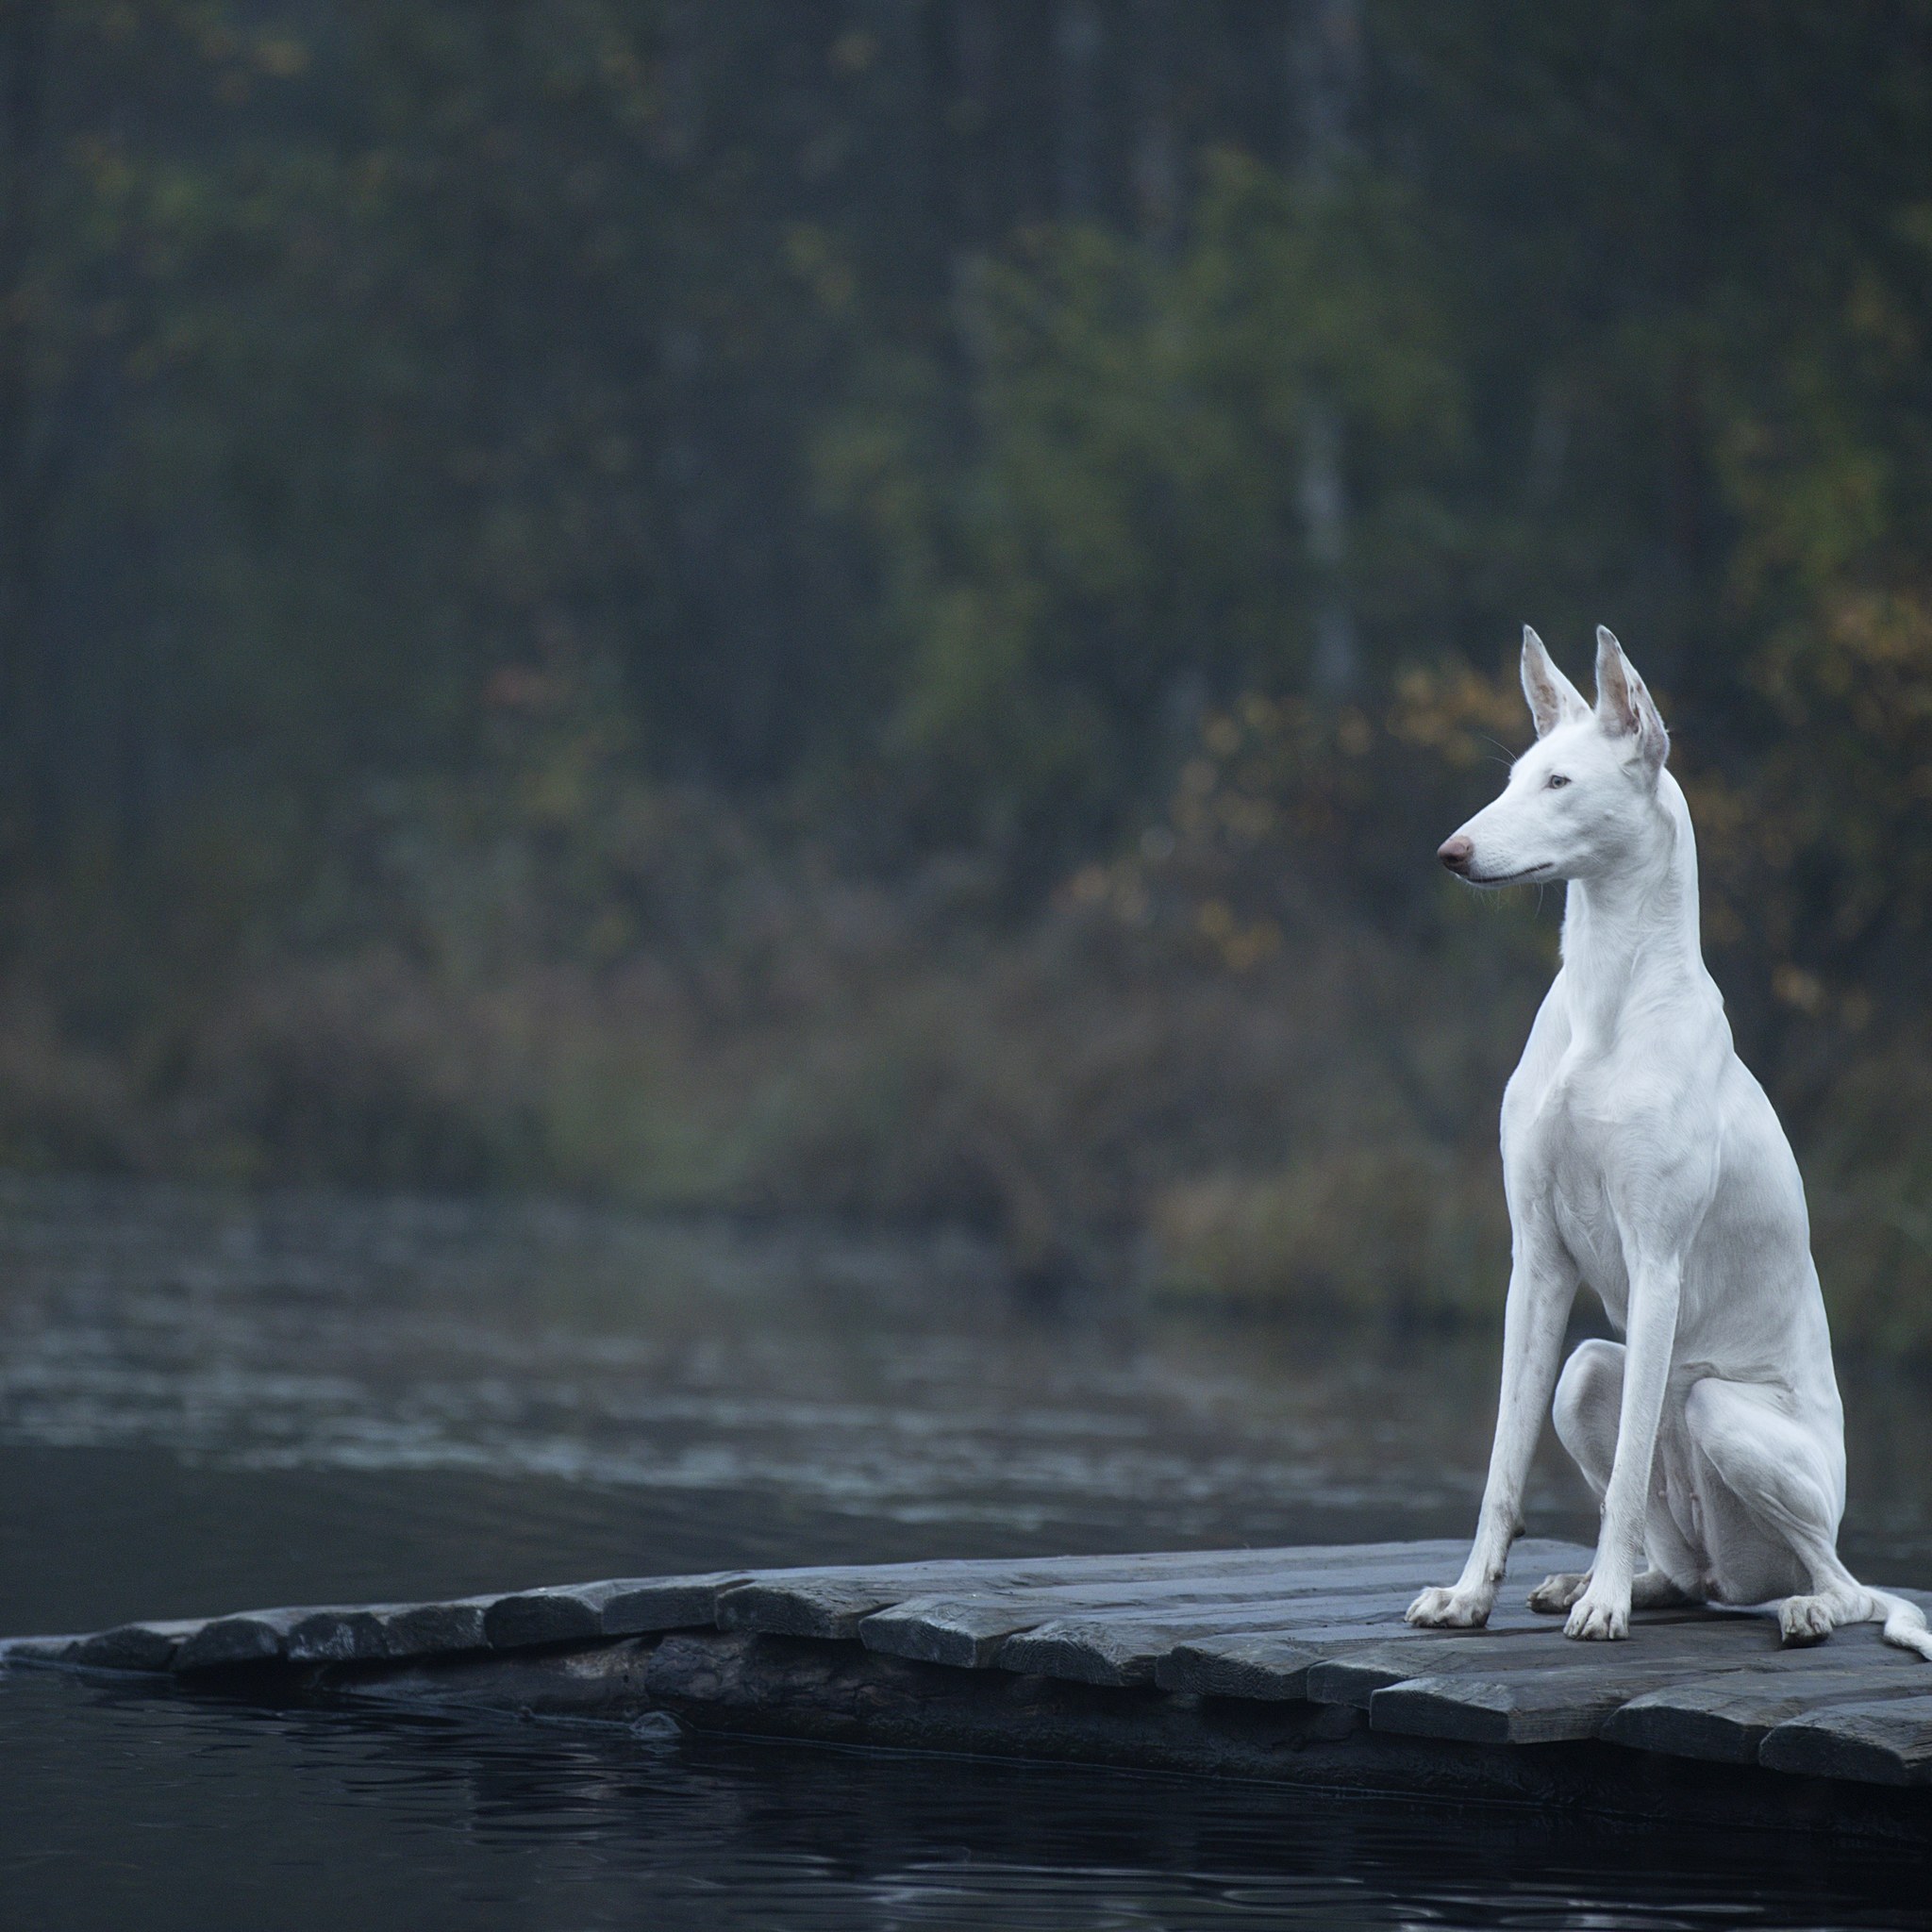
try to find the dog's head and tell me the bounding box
[1438,626,1669,888]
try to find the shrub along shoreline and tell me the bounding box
[0,758,1923,1359]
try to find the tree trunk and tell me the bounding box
[1290,0,1361,699]
[938,0,998,417]
[0,0,50,849]
[1131,0,1177,249]
[1055,0,1101,222]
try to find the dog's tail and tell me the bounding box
[1867,1588,1932,1660]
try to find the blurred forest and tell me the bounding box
[3,1,1931,1346]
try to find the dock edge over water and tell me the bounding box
[8,1539,1932,1840]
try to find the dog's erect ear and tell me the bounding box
[1593,625,1668,777]
[1521,625,1587,739]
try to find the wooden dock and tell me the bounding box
[8,1538,1932,1838]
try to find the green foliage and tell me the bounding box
[1152,1147,1510,1325]
[1,2,1930,1347]
[824,153,1467,859]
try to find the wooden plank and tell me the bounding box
[993,1604,1378,1688]
[26,1532,1932,1817]
[991,1592,1579,1689]
[993,1604,1346,1687]
[1154,1546,1624,1699]
[17,1544,1441,1671]
[284,1607,398,1663]
[174,1606,316,1671]
[984,1549,1600,1690]
[484,1573,744,1648]
[860,1560,1536,1671]
[1358,1624,1905,1746]
[0,1633,86,1666]
[171,1600,489,1671]
[1155,1629,1331,1701]
[70,1620,204,1671]
[1605,1657,1932,1764]
[1163,1611,1766,1707]
[15,1538,1584,1666]
[1307,1614,1774,1710]
[712,1539,1483,1641]
[275,1623,1932,1835]
[1758,1695,1932,1785]
[171,1599,508,1672]
[375,1597,494,1657]
[1370,1665,1703,1744]
[600,1573,750,1635]
[1368,1648,1794,1744]
[859,1569,1442,1670]
[857,1539,1592,1670]
[603,1628,1932,1835]
[163,1570,744,1674]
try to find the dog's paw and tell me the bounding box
[1406,1584,1493,1629]
[1528,1571,1590,1615]
[1563,1590,1629,1641]
[1778,1594,1837,1647]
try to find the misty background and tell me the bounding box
[2,1,1929,1347]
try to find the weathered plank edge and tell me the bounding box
[298,1628,1932,1846]
[8,1538,1932,1826]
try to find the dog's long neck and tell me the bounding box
[1559,772,1707,1046]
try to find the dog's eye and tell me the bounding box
[1546,774,1571,790]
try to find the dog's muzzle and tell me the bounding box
[1438,835,1474,876]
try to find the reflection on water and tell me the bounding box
[7,1670,1930,1932]
[0,1177,1928,1930]
[8,1667,1930,1932]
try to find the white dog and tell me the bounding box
[1407,625,1931,1657]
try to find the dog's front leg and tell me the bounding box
[1408,1237,1575,1628]
[1565,1255,1682,1641]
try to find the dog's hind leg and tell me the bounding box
[1528,1570,1589,1612]
[1528,1339,1703,1615]
[1774,1553,1932,1658]
[1684,1377,1932,1659]
[1530,1568,1691,1614]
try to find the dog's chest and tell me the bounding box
[1508,1064,1632,1319]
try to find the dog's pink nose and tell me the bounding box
[1439,835,1474,875]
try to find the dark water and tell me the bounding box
[2,1179,1929,1931]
